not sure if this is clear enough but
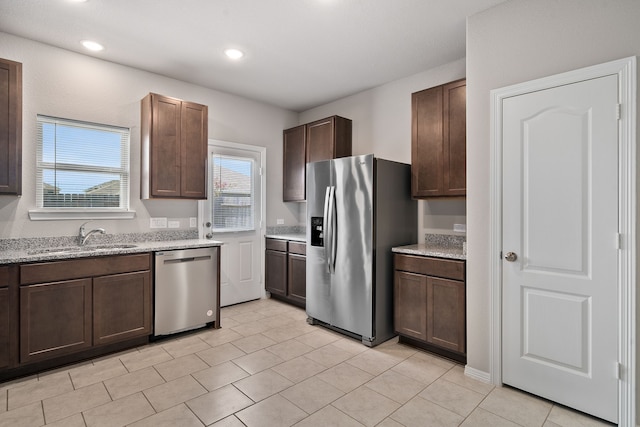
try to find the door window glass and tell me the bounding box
[212,155,254,232]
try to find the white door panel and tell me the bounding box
[502,74,618,423]
[200,141,265,307]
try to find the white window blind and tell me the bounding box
[35,115,130,211]
[212,155,254,232]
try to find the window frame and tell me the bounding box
[29,115,135,221]
[211,153,256,233]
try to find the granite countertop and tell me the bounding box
[0,234,223,265]
[392,233,466,260]
[265,233,306,242]
[392,243,465,260]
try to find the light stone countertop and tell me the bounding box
[265,233,306,242]
[0,238,223,265]
[392,243,466,260]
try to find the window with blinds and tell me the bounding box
[212,155,254,232]
[35,115,130,211]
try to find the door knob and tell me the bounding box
[504,252,518,262]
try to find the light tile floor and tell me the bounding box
[0,298,614,426]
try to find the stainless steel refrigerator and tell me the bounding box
[306,154,417,346]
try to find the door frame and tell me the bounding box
[489,56,636,425]
[198,139,267,297]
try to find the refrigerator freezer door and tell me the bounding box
[306,159,333,325]
[331,154,374,339]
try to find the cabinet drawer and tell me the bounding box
[266,239,287,252]
[394,254,464,281]
[20,253,151,285]
[288,241,306,255]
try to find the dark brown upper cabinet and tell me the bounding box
[305,116,352,164]
[282,115,352,202]
[0,58,22,195]
[283,125,307,202]
[411,79,466,198]
[141,93,208,199]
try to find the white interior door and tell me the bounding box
[501,75,619,423]
[200,140,265,307]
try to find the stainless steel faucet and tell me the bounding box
[78,221,106,246]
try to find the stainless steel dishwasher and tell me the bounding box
[154,247,218,336]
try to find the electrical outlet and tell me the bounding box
[168,220,180,229]
[150,217,167,228]
[277,218,284,225]
[453,223,466,233]
[189,217,197,228]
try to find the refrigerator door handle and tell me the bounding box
[323,186,333,273]
[328,186,337,273]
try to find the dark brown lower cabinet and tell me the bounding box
[93,271,152,346]
[265,238,306,307]
[394,253,466,362]
[0,287,9,368]
[426,277,465,353]
[265,240,287,298]
[287,244,306,306]
[0,266,17,370]
[394,271,428,341]
[18,254,152,366]
[20,279,93,364]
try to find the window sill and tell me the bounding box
[28,209,136,221]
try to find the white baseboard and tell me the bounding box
[464,366,492,384]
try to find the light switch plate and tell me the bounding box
[189,217,197,228]
[168,220,180,229]
[453,223,466,233]
[277,218,284,225]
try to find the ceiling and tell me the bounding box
[0,0,506,112]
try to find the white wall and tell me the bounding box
[0,32,299,238]
[299,58,467,235]
[466,0,640,385]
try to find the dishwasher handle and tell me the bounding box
[162,255,212,264]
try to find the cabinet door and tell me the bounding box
[394,271,428,341]
[411,80,466,198]
[265,249,287,297]
[411,85,444,198]
[150,94,182,198]
[93,271,152,346]
[287,253,306,305]
[20,279,92,364]
[442,80,466,196]
[306,116,352,164]
[0,267,10,369]
[426,277,465,353]
[180,101,208,199]
[283,125,306,202]
[306,117,335,163]
[0,58,22,195]
[0,287,9,368]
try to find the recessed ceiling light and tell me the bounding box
[224,48,244,60]
[81,40,104,52]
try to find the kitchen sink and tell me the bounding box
[89,244,138,250]
[27,244,138,255]
[27,247,84,255]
